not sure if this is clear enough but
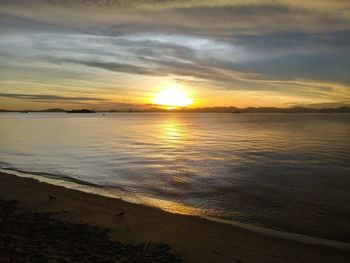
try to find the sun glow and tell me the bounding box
[152,87,192,108]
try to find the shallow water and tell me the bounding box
[1,112,350,242]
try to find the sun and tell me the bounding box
[152,87,192,108]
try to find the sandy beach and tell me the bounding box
[0,171,349,263]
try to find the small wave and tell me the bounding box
[0,167,131,193]
[0,161,12,168]
[0,167,101,188]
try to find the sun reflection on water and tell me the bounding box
[159,120,185,146]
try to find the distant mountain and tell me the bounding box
[170,106,350,113]
[1,106,350,113]
[172,107,241,113]
[1,108,66,112]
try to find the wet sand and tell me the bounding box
[0,171,349,263]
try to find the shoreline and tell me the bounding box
[1,171,350,262]
[1,167,350,251]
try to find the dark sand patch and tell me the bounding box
[0,199,181,263]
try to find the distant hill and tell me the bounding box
[1,106,350,113]
[171,107,241,113]
[0,108,65,112]
[0,109,16,112]
[41,108,66,112]
[169,106,350,113]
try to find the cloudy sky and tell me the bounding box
[1,0,350,110]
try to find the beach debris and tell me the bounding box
[115,210,125,217]
[48,194,57,201]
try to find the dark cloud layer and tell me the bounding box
[0,93,106,102]
[0,0,350,108]
[63,59,157,76]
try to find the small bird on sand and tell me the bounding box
[115,210,125,217]
[48,194,57,201]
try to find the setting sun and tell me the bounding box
[152,87,192,108]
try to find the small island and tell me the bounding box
[66,109,95,113]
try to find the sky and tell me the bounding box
[0,0,350,110]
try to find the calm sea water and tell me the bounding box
[1,113,350,242]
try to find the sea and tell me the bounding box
[1,112,350,243]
